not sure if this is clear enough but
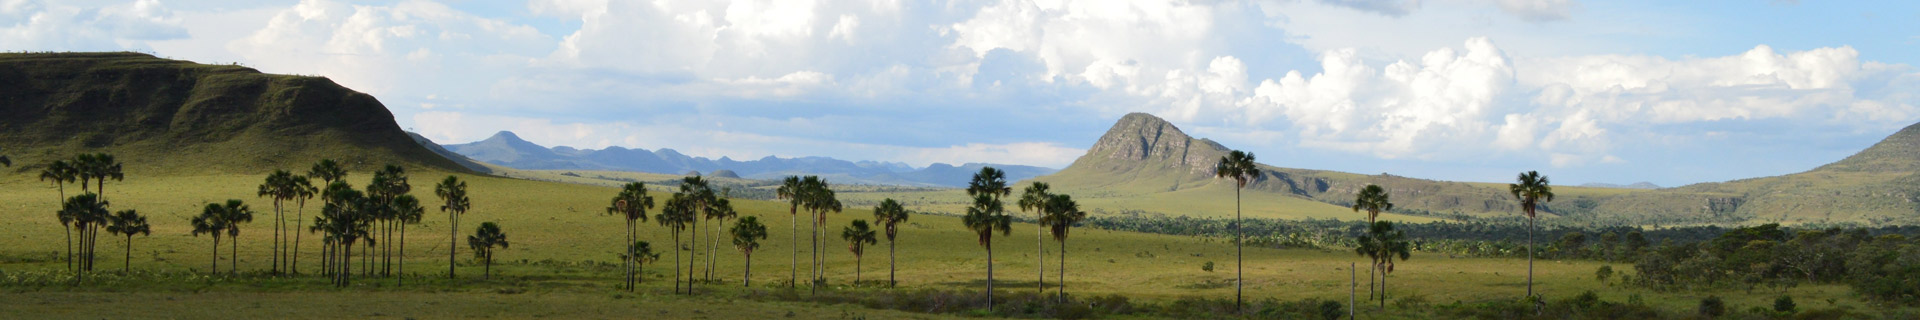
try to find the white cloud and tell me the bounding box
[0,0,188,51]
[1318,0,1422,17]
[1248,37,1514,159]
[227,0,551,103]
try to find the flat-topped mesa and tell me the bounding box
[1084,113,1232,175]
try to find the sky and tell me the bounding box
[7,0,1920,187]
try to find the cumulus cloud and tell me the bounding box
[1248,37,1514,159]
[1318,0,1422,17]
[0,0,188,51]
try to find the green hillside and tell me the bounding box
[0,52,471,176]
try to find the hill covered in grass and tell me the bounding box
[1033,112,1920,225]
[0,52,473,176]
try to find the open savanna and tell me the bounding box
[0,171,1885,318]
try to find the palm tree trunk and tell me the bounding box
[1059,238,1067,303]
[211,237,220,274]
[690,216,699,290]
[1527,215,1535,298]
[744,252,753,287]
[272,202,282,275]
[625,220,634,291]
[810,211,819,295]
[399,222,407,285]
[450,213,459,279]
[791,213,798,288]
[124,235,133,272]
[64,224,73,273]
[987,240,995,312]
[231,232,239,275]
[1380,266,1388,308]
[294,201,305,275]
[1234,187,1244,311]
[855,252,861,283]
[672,230,683,294]
[889,239,897,288]
[1037,220,1044,296]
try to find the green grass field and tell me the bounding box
[0,171,1897,318]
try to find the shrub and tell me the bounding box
[1595,265,1614,283]
[1317,300,1344,320]
[1773,296,1796,314]
[1202,261,1214,272]
[1698,295,1727,318]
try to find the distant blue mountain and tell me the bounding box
[442,131,1056,187]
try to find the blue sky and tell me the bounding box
[8,0,1920,187]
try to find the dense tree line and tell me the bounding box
[1631,223,1920,305]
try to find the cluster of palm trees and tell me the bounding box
[39,154,143,281]
[961,167,1088,311]
[33,158,500,287]
[1212,149,1557,312]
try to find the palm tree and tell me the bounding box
[704,194,738,281]
[1350,184,1391,299]
[392,194,424,284]
[607,182,653,291]
[1018,182,1051,294]
[290,175,316,275]
[678,176,714,291]
[657,193,695,294]
[802,176,842,293]
[191,203,230,274]
[435,175,470,279]
[369,165,411,277]
[731,216,768,287]
[259,170,298,274]
[964,166,1012,311]
[40,160,77,272]
[105,210,150,272]
[777,176,804,288]
[1508,171,1554,298]
[1040,193,1086,303]
[1356,221,1410,307]
[467,222,509,280]
[626,241,659,285]
[309,159,346,185]
[77,153,122,199]
[841,219,877,284]
[1213,150,1257,310]
[872,198,910,288]
[217,200,254,275]
[61,193,110,278]
[318,182,371,286]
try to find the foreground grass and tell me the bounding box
[0,172,1905,318]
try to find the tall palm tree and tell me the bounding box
[435,176,470,279]
[678,176,713,292]
[290,175,316,275]
[392,195,424,285]
[40,160,77,272]
[731,216,768,287]
[872,198,910,288]
[704,194,738,281]
[191,203,230,274]
[607,182,653,290]
[1355,221,1410,307]
[78,153,122,199]
[1350,184,1392,299]
[61,193,110,278]
[1017,182,1051,294]
[777,176,804,288]
[309,158,347,277]
[259,170,298,274]
[657,193,695,294]
[217,200,254,275]
[369,165,411,277]
[841,220,877,284]
[1040,193,1086,303]
[1508,171,1554,298]
[467,222,509,280]
[105,210,150,272]
[802,176,842,293]
[964,166,1011,311]
[1214,150,1257,310]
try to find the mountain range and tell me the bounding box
[1033,112,1920,225]
[439,131,1055,187]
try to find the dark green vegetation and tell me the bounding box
[0,52,473,175]
[1629,223,1920,305]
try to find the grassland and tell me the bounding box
[0,170,1899,318]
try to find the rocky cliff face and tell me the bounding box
[1084,113,1231,177]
